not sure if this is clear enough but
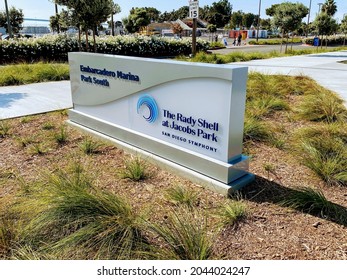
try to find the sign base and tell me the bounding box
[68,109,254,195]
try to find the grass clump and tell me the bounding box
[41,122,55,130]
[53,125,68,145]
[280,187,347,225]
[0,63,69,86]
[0,216,18,258]
[293,123,347,186]
[119,156,148,181]
[0,120,11,137]
[79,137,103,155]
[16,136,35,148]
[165,185,199,208]
[297,90,347,123]
[27,143,48,155]
[17,165,149,259]
[216,200,248,228]
[247,95,289,119]
[243,116,272,142]
[149,207,213,260]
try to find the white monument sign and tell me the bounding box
[68,52,254,193]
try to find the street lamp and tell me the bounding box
[256,0,261,42]
[306,0,312,37]
[4,0,13,38]
[318,3,323,14]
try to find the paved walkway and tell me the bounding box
[0,51,346,120]
[231,50,347,106]
[0,81,72,119]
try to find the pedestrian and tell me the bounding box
[237,33,242,46]
[232,37,236,46]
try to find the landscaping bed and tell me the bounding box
[0,73,347,260]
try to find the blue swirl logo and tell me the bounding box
[137,95,159,123]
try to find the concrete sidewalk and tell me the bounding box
[0,51,346,120]
[231,51,347,106]
[0,81,72,119]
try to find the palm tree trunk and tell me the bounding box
[78,25,82,52]
[111,14,115,36]
[85,26,89,52]
[93,26,97,53]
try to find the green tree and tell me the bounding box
[207,23,217,42]
[55,0,114,52]
[123,8,151,33]
[0,6,24,34]
[172,6,189,21]
[321,0,337,16]
[50,14,60,33]
[266,2,309,52]
[231,10,243,29]
[314,12,338,48]
[242,13,256,29]
[340,14,347,46]
[58,9,73,33]
[204,0,232,28]
[260,18,271,31]
[145,7,161,22]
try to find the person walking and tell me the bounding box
[237,33,242,46]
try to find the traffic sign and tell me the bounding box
[189,0,199,18]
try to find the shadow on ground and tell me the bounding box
[229,175,347,227]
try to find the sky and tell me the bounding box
[1,0,347,25]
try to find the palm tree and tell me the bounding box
[321,0,337,16]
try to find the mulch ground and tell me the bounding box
[1,110,347,260]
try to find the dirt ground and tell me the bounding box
[1,110,347,260]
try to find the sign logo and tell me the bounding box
[137,95,159,123]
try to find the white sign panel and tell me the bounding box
[68,53,253,187]
[189,0,199,18]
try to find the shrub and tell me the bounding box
[0,35,210,64]
[248,38,303,45]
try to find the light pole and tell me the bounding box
[4,0,13,38]
[55,3,60,33]
[306,0,312,37]
[318,3,323,14]
[256,0,261,42]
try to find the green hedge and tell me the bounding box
[303,36,347,46]
[248,38,303,45]
[0,35,210,64]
